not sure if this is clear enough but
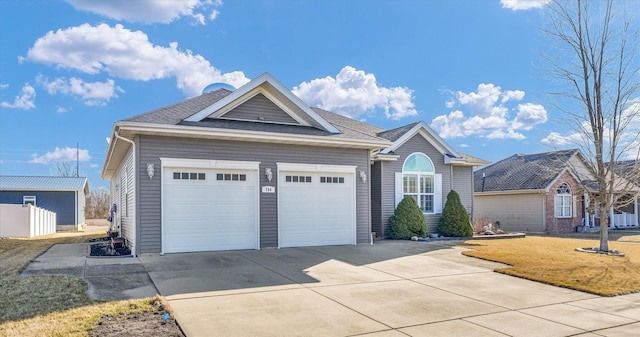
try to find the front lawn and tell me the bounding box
[0,232,156,336]
[461,234,640,296]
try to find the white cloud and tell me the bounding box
[0,84,36,110]
[292,66,417,120]
[37,76,123,106]
[431,83,547,140]
[25,23,248,97]
[512,103,548,130]
[500,0,550,11]
[502,90,525,103]
[65,0,222,25]
[209,9,220,21]
[30,146,91,164]
[56,106,69,114]
[0,84,9,89]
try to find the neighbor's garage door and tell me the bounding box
[278,166,355,247]
[163,167,258,253]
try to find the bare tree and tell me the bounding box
[542,0,640,251]
[55,162,78,177]
[85,187,111,219]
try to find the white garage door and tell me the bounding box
[162,166,258,253]
[278,165,356,248]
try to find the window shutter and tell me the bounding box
[572,196,577,218]
[395,172,403,207]
[554,195,560,217]
[434,173,443,213]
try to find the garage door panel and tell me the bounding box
[279,170,355,248]
[163,167,257,253]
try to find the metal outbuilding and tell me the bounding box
[0,175,89,231]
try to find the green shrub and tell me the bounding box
[438,190,473,237]
[389,196,427,239]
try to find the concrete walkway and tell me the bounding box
[23,240,640,336]
[22,243,156,300]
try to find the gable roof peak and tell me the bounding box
[183,72,341,134]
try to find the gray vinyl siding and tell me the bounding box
[111,147,136,253]
[223,93,299,124]
[452,166,473,214]
[0,191,76,225]
[371,161,382,237]
[474,193,545,232]
[137,135,371,254]
[380,135,453,236]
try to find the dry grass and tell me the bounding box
[461,234,640,296]
[0,298,157,337]
[0,230,155,336]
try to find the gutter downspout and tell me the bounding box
[114,130,136,257]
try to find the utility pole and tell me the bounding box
[76,141,79,177]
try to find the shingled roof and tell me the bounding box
[613,160,640,187]
[474,149,579,192]
[124,89,234,125]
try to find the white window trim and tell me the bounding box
[23,195,36,206]
[403,172,436,214]
[401,152,438,214]
[555,182,573,218]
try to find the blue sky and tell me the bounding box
[0,0,606,190]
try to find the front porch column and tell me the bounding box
[609,207,615,228]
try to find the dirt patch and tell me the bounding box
[89,299,184,337]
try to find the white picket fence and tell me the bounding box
[0,204,57,238]
[611,213,639,228]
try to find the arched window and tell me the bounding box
[555,182,572,218]
[402,153,435,213]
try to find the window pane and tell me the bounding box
[181,172,189,179]
[217,174,223,181]
[403,175,417,193]
[286,176,292,182]
[173,172,180,180]
[339,177,344,183]
[421,194,433,212]
[224,174,231,181]
[198,173,205,180]
[240,174,246,181]
[420,175,434,193]
[305,176,312,183]
[190,173,197,180]
[232,174,239,181]
[403,153,434,172]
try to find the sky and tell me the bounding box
[0,0,637,191]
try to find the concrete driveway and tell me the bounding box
[138,241,640,337]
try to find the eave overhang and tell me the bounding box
[102,122,392,179]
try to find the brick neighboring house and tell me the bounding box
[473,149,592,234]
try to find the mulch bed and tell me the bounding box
[89,299,185,337]
[89,241,132,257]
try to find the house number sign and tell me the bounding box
[261,186,275,193]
